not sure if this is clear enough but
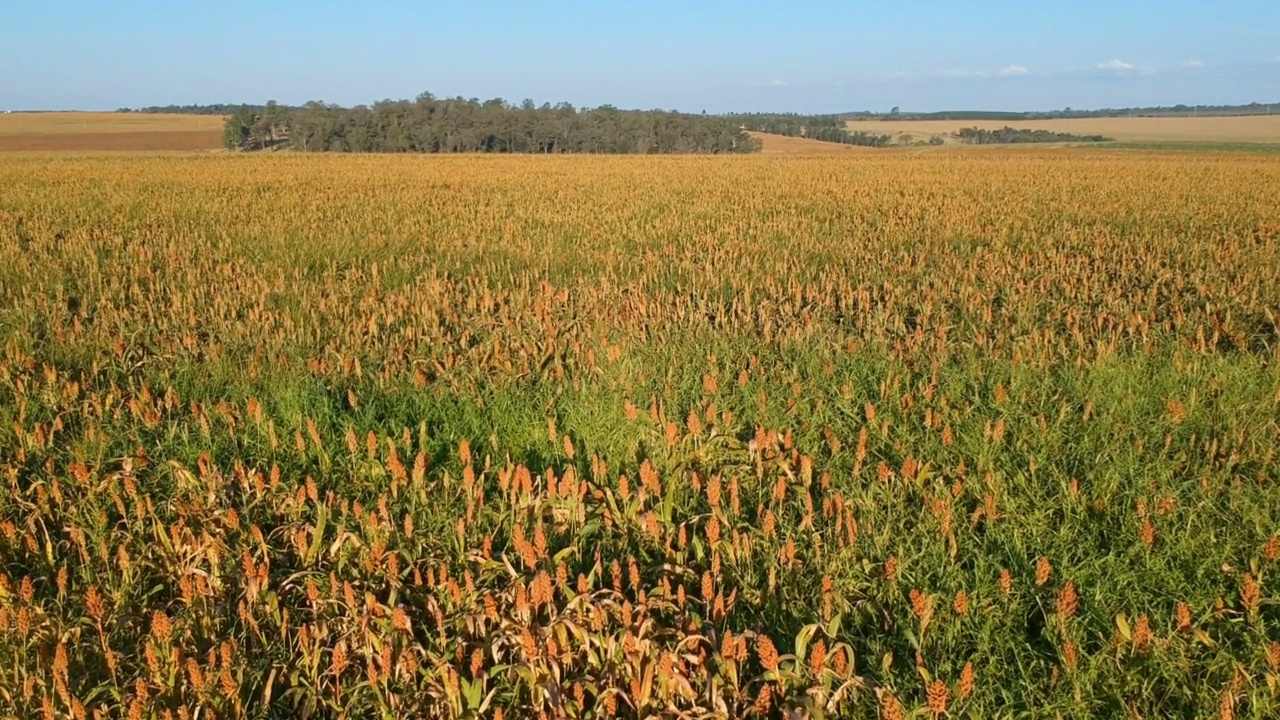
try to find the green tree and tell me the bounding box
[223,107,255,150]
[252,100,289,147]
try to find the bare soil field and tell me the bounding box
[0,112,222,151]
[846,115,1280,144]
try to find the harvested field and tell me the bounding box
[0,112,223,152]
[0,131,222,152]
[748,131,875,154]
[847,115,1280,144]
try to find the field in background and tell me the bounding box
[748,131,875,154]
[8,113,1279,153]
[1,152,1279,718]
[0,112,222,152]
[848,114,1280,145]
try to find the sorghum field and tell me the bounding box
[1,152,1278,719]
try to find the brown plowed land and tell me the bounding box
[748,131,875,154]
[0,112,223,152]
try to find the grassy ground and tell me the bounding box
[1,151,1278,719]
[0,112,222,152]
[847,115,1280,145]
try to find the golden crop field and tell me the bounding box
[847,115,1280,144]
[1,151,1279,719]
[0,113,222,152]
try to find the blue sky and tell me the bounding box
[2,0,1277,112]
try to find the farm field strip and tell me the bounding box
[0,113,224,152]
[847,115,1280,144]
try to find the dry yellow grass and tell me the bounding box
[0,112,222,152]
[748,131,875,154]
[846,115,1280,144]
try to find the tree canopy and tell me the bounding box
[222,94,757,154]
[956,126,1113,144]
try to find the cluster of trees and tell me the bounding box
[956,126,1112,144]
[223,102,292,150]
[732,113,892,147]
[222,94,758,154]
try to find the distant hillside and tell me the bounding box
[846,102,1279,121]
[120,100,1279,123]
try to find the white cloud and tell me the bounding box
[1182,60,1204,69]
[931,68,994,79]
[769,79,788,87]
[889,66,1042,81]
[1139,65,1157,76]
[1097,59,1135,71]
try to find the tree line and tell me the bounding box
[222,94,758,154]
[848,101,1278,121]
[956,126,1112,144]
[119,100,1279,123]
[121,103,297,115]
[732,113,892,147]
